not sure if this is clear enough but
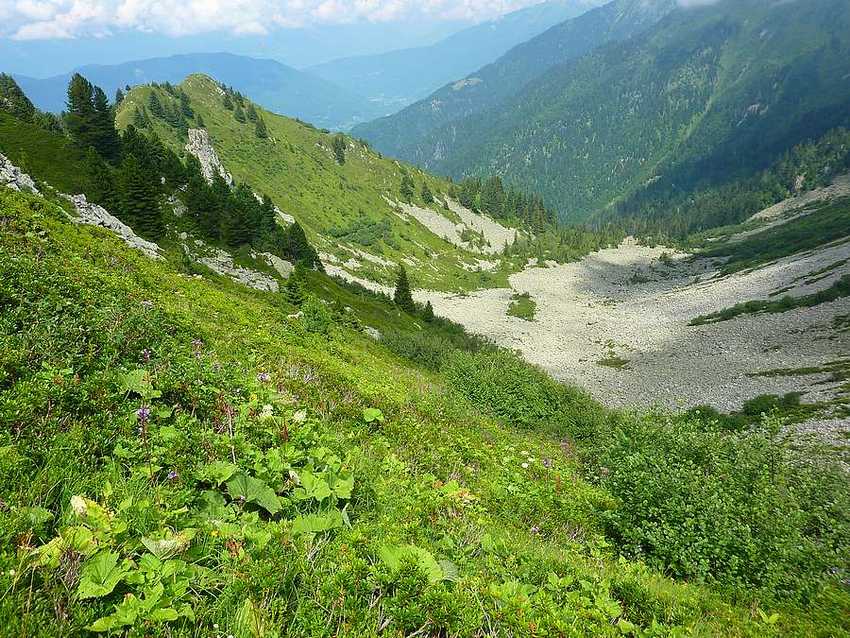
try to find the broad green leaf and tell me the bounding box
[77,551,129,600]
[141,529,196,560]
[226,474,282,515]
[330,472,354,500]
[291,511,344,536]
[294,470,332,502]
[149,608,180,623]
[378,544,444,584]
[198,461,238,486]
[362,408,384,424]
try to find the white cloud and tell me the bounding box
[0,0,547,40]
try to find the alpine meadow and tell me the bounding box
[1,0,849,637]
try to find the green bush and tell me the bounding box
[592,412,850,599]
[443,349,606,439]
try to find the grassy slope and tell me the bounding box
[0,112,88,194]
[2,181,849,635]
[114,76,517,292]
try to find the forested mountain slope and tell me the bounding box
[112,75,537,291]
[361,0,850,224]
[309,0,604,113]
[13,53,380,131]
[353,0,675,160]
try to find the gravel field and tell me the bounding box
[417,238,850,421]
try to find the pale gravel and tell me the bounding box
[416,238,850,416]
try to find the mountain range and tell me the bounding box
[356,0,850,223]
[308,0,605,111]
[14,53,382,131]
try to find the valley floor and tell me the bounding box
[417,237,850,441]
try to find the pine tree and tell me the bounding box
[65,74,97,151]
[422,300,435,322]
[83,147,119,212]
[233,105,246,123]
[115,88,125,105]
[332,134,346,165]
[421,182,434,204]
[0,73,36,120]
[92,87,120,163]
[222,93,234,110]
[117,154,164,239]
[393,266,415,312]
[254,117,268,139]
[400,172,415,203]
[285,262,308,306]
[246,103,258,121]
[147,92,165,118]
[283,221,320,269]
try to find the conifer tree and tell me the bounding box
[65,74,97,151]
[147,92,165,118]
[222,93,234,110]
[115,88,125,104]
[0,73,36,120]
[283,221,320,269]
[254,117,268,139]
[393,266,415,312]
[233,105,246,123]
[400,172,415,203]
[332,134,346,165]
[83,147,119,212]
[246,103,258,121]
[92,87,120,163]
[285,262,308,306]
[421,182,434,204]
[117,154,164,239]
[422,300,435,322]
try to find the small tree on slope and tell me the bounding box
[393,266,415,313]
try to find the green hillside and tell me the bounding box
[2,181,849,636]
[353,0,674,161]
[360,0,850,224]
[115,75,524,292]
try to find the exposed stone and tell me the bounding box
[364,326,382,340]
[187,239,279,292]
[263,253,294,279]
[185,128,233,186]
[66,194,163,260]
[0,152,39,193]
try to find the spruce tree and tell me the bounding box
[0,73,36,120]
[118,154,164,239]
[147,92,165,118]
[400,172,415,203]
[422,300,435,322]
[246,104,258,121]
[92,87,120,163]
[421,182,434,204]
[83,147,120,212]
[332,134,346,165]
[222,93,234,110]
[233,105,246,123]
[65,74,97,151]
[115,88,125,104]
[254,117,268,139]
[285,262,308,306]
[393,266,415,312]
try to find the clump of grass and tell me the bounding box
[597,355,630,370]
[507,291,536,321]
[690,274,850,325]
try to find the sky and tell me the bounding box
[0,0,550,40]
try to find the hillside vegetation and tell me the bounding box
[358,0,850,225]
[2,178,849,636]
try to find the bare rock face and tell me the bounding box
[185,128,233,186]
[262,253,294,280]
[66,194,163,260]
[0,153,39,193]
[187,240,279,292]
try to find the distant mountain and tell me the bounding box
[0,20,472,78]
[354,0,674,162]
[359,0,850,223]
[309,0,605,112]
[12,52,385,130]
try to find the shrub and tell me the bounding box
[592,412,850,599]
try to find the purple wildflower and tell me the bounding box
[136,406,151,422]
[167,470,179,481]
[257,372,271,383]
[141,348,152,362]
